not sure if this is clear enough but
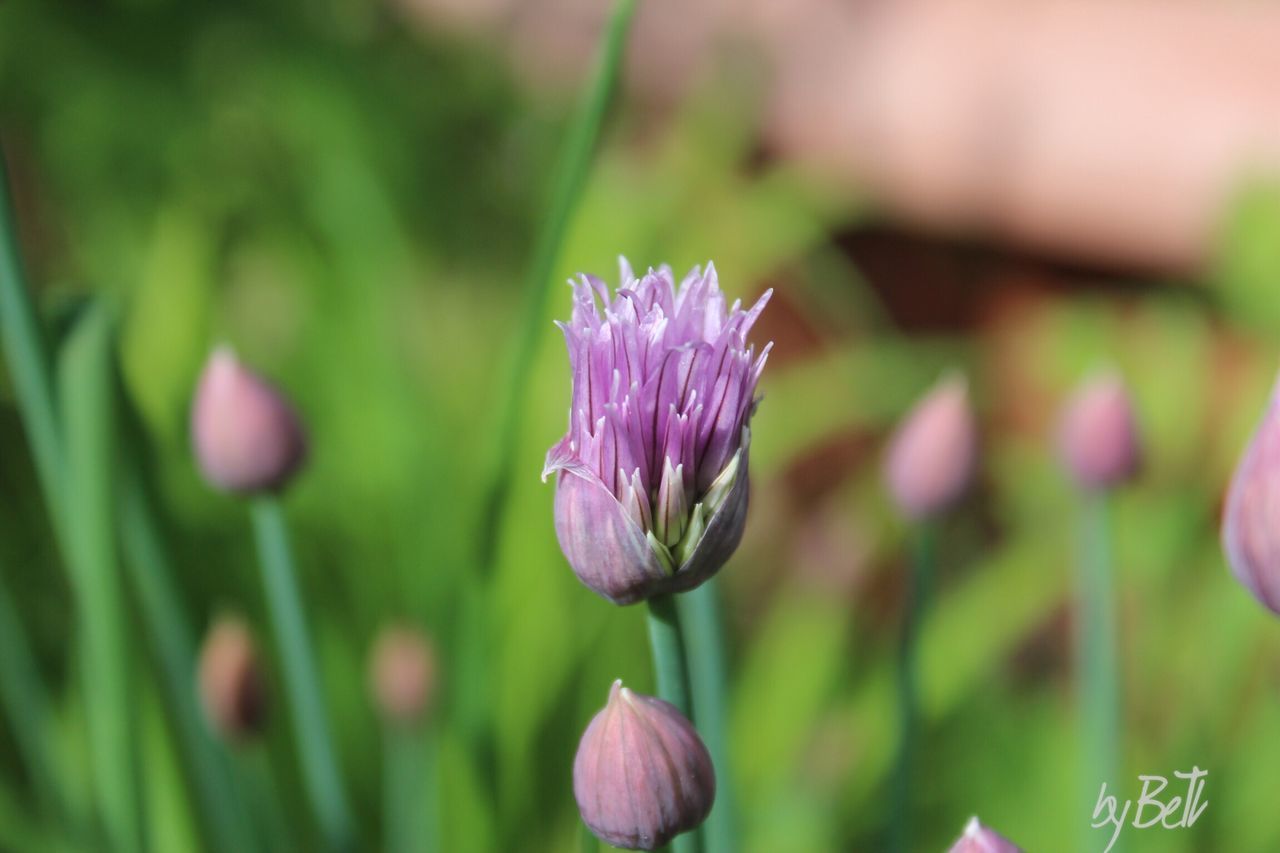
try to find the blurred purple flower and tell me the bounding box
[1222,373,1280,614]
[191,347,308,494]
[574,680,715,850]
[543,260,771,604]
[884,373,977,520]
[947,816,1022,853]
[1057,371,1141,491]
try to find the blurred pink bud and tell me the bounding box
[574,680,715,850]
[191,346,307,494]
[884,374,978,520]
[198,614,268,742]
[1222,373,1280,614]
[947,816,1023,852]
[1057,372,1141,490]
[368,625,438,726]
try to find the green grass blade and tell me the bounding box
[59,302,145,853]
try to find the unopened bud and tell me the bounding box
[948,816,1022,852]
[368,625,437,725]
[574,680,715,850]
[885,374,978,520]
[191,346,307,494]
[1057,371,1141,490]
[1223,372,1280,614]
[198,614,267,742]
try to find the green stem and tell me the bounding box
[0,567,60,818]
[236,746,288,853]
[891,522,935,853]
[1078,492,1120,853]
[676,581,736,853]
[475,0,638,576]
[118,459,256,853]
[383,724,437,853]
[0,150,63,520]
[646,594,699,853]
[251,498,356,852]
[60,303,145,853]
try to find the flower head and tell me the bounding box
[198,614,268,742]
[191,346,308,494]
[544,260,771,604]
[1057,371,1141,491]
[884,373,977,520]
[1223,372,1280,614]
[573,680,715,850]
[947,816,1022,853]
[368,624,438,726]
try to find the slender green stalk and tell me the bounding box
[891,523,936,853]
[475,0,638,575]
[676,581,736,853]
[1078,493,1120,853]
[236,747,288,853]
[251,497,356,852]
[383,724,437,853]
[0,151,63,520]
[0,567,60,818]
[59,303,145,853]
[646,594,699,853]
[119,460,257,853]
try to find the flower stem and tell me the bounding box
[646,594,700,853]
[250,497,356,852]
[891,522,936,853]
[1078,492,1121,852]
[59,302,146,853]
[677,581,737,853]
[383,724,438,853]
[119,458,256,853]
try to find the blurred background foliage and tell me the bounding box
[2,0,1280,851]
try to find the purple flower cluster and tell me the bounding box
[544,260,771,604]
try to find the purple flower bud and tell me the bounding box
[1057,372,1141,491]
[947,816,1023,853]
[544,261,771,604]
[368,625,438,726]
[573,680,715,850]
[191,346,307,494]
[198,614,268,742]
[1222,373,1280,614]
[884,374,977,520]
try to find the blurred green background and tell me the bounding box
[3,1,1280,851]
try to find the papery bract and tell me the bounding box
[884,374,977,520]
[1058,371,1141,491]
[573,680,715,850]
[191,347,308,494]
[543,260,770,604]
[1222,372,1280,614]
[947,816,1022,853]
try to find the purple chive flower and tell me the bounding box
[574,680,715,850]
[1057,371,1141,491]
[191,346,308,494]
[947,816,1023,853]
[543,260,771,605]
[884,373,978,520]
[1222,372,1280,614]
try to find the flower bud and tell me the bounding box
[191,346,307,494]
[197,614,268,742]
[1057,371,1141,490]
[884,374,977,520]
[1222,372,1280,614]
[544,261,770,604]
[368,625,437,726]
[947,816,1022,852]
[573,680,715,850]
